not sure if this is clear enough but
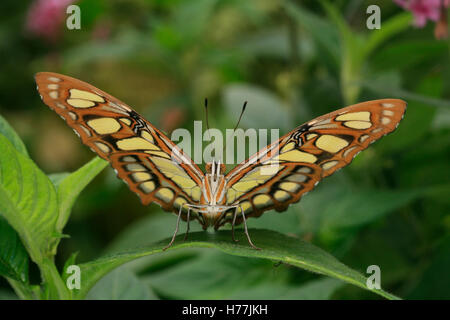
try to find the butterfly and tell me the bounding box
[35,72,406,250]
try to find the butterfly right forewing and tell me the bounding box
[35,72,205,220]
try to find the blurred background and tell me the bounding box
[0,0,449,299]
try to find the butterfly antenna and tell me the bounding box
[204,98,210,131]
[204,98,212,143]
[223,101,247,154]
[233,101,247,132]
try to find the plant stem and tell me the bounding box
[40,258,70,300]
[7,278,36,300]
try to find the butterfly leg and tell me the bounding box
[239,204,261,250]
[231,206,239,243]
[163,205,183,251]
[183,207,191,241]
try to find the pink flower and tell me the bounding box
[395,0,445,27]
[26,0,76,41]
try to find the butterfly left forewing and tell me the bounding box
[221,99,406,227]
[35,72,204,218]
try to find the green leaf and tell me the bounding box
[52,157,108,234]
[48,173,70,186]
[0,119,31,285]
[87,266,157,300]
[76,229,399,300]
[143,251,290,299]
[104,212,205,275]
[0,114,29,157]
[0,135,58,265]
[0,216,29,282]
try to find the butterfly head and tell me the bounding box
[205,160,226,176]
[204,159,226,205]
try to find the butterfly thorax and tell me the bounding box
[197,160,228,228]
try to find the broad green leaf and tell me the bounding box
[52,157,108,233]
[143,251,290,299]
[48,173,70,186]
[76,229,399,300]
[0,118,30,284]
[87,266,157,300]
[0,216,29,282]
[104,212,204,274]
[0,135,58,265]
[0,114,28,157]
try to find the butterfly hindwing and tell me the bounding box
[35,72,204,218]
[221,99,406,226]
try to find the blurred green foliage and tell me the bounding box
[0,0,449,299]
